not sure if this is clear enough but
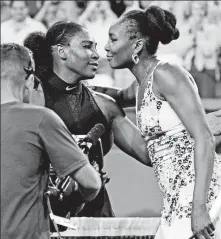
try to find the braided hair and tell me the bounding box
[120,5,180,54]
[24,21,85,81]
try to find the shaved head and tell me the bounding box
[1,43,34,84]
[1,43,35,103]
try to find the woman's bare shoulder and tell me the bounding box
[155,61,189,81]
[153,61,191,90]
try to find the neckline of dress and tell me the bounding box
[136,60,161,114]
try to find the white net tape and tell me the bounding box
[50,217,160,238]
[50,190,221,238]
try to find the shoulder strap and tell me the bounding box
[148,60,166,101]
[150,60,163,80]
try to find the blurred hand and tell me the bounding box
[91,161,99,172]
[100,171,110,185]
[206,110,221,136]
[91,161,110,184]
[62,179,78,196]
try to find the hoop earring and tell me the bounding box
[132,53,139,64]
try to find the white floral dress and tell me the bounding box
[136,61,221,239]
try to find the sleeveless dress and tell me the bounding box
[136,61,221,239]
[43,72,115,221]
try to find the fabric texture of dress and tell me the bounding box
[136,61,221,239]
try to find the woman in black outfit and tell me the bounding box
[24,21,151,220]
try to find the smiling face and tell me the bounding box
[64,29,100,79]
[105,21,136,69]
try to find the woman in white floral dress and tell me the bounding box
[103,5,221,239]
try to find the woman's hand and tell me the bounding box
[206,109,221,136]
[190,205,215,239]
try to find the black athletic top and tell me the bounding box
[43,72,114,157]
[42,72,115,219]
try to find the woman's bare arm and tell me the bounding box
[91,84,221,135]
[91,80,137,108]
[154,62,215,237]
[93,92,151,167]
[111,114,151,167]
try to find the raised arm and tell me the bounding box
[34,1,52,23]
[154,62,215,237]
[91,80,137,108]
[78,1,98,25]
[38,109,102,202]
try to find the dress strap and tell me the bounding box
[136,59,164,117]
[148,60,166,101]
[149,60,163,83]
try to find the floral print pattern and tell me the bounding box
[136,68,221,228]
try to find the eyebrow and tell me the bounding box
[81,40,97,46]
[109,33,116,37]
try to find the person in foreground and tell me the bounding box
[24,21,151,218]
[96,6,221,239]
[0,43,102,239]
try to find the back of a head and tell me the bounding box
[142,6,180,44]
[122,5,180,54]
[24,21,84,81]
[1,43,33,83]
[24,31,51,80]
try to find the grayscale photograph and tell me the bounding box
[1,1,221,239]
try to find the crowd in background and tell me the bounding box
[1,0,221,103]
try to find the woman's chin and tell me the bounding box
[111,64,124,70]
[84,72,97,79]
[108,61,120,69]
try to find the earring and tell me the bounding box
[132,53,139,64]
